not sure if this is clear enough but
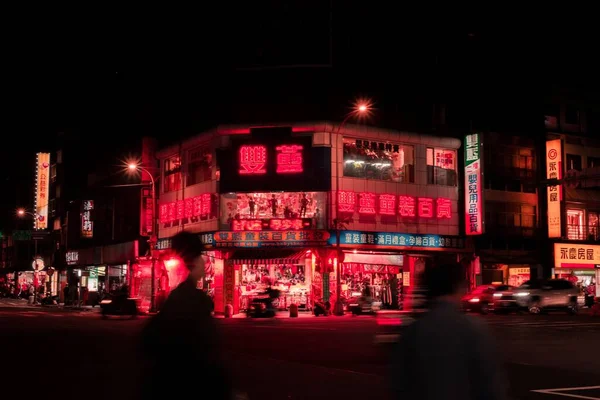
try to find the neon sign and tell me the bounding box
[398,196,416,217]
[378,194,397,216]
[276,145,303,173]
[436,198,452,219]
[418,197,434,218]
[232,218,312,231]
[465,133,484,235]
[81,200,94,238]
[358,192,377,214]
[159,193,216,223]
[338,191,356,213]
[239,145,267,175]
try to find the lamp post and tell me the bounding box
[17,208,43,303]
[332,100,372,316]
[128,163,158,313]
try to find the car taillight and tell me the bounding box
[469,297,480,303]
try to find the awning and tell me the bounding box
[231,249,308,265]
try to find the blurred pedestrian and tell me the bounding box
[140,231,230,399]
[390,262,507,400]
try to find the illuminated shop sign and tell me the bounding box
[464,133,483,235]
[239,143,304,175]
[338,191,453,219]
[66,251,79,265]
[140,187,154,237]
[554,243,600,269]
[206,230,331,248]
[546,139,562,238]
[81,200,94,238]
[34,152,51,230]
[329,230,465,249]
[220,192,326,230]
[159,193,216,224]
[232,218,312,231]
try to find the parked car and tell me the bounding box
[461,284,517,314]
[514,279,579,314]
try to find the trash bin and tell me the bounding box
[224,304,233,318]
[289,303,298,318]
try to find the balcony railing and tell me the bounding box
[566,223,600,241]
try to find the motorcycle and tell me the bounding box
[100,293,138,319]
[313,299,331,316]
[246,288,280,318]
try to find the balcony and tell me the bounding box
[566,223,600,242]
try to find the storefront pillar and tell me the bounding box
[223,260,239,315]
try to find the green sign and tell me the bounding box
[13,230,32,241]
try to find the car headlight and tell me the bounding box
[516,292,530,297]
[493,293,503,298]
[469,298,480,303]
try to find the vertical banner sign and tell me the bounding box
[465,134,483,235]
[140,187,154,236]
[81,200,94,238]
[34,152,50,230]
[546,139,562,238]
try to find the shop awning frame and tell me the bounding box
[232,250,307,265]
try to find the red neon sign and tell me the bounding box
[159,204,168,223]
[338,191,356,213]
[176,200,184,220]
[276,145,303,173]
[193,196,202,216]
[398,196,416,217]
[231,218,309,231]
[418,197,434,218]
[201,193,211,216]
[167,202,176,222]
[378,194,397,216]
[184,198,193,219]
[239,145,267,175]
[436,198,452,219]
[358,192,377,214]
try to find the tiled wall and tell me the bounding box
[330,132,460,236]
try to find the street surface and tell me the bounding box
[1,300,599,400]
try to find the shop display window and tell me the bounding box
[567,209,585,240]
[163,155,182,192]
[588,212,599,241]
[187,145,212,186]
[426,147,457,186]
[343,138,415,183]
[220,191,327,230]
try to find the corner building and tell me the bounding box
[155,123,468,315]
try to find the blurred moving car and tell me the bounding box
[461,284,517,314]
[514,279,579,314]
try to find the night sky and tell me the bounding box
[2,4,597,230]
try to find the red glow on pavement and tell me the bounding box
[239,145,267,175]
[276,145,303,173]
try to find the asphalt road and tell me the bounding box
[1,304,599,400]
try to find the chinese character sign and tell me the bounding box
[330,230,464,249]
[81,200,94,238]
[464,134,483,235]
[555,243,600,268]
[276,145,303,173]
[378,194,396,215]
[239,145,267,175]
[34,152,50,230]
[140,187,154,237]
[159,193,216,223]
[338,191,356,213]
[546,139,562,238]
[358,192,376,214]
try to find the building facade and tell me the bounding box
[155,123,468,315]
[544,99,600,300]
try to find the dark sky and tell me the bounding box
[1,3,598,230]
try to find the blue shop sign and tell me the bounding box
[328,230,465,249]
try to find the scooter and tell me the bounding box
[313,299,331,316]
[246,296,276,318]
[100,293,138,319]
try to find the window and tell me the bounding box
[163,155,182,192]
[588,156,600,168]
[343,138,414,183]
[567,209,585,240]
[588,212,599,241]
[565,105,580,125]
[50,164,57,182]
[427,148,457,186]
[566,154,582,171]
[49,198,56,217]
[485,202,537,233]
[187,146,212,186]
[55,184,61,199]
[56,149,63,164]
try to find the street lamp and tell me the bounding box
[127,163,158,313]
[332,100,372,316]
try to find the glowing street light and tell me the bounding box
[333,98,374,316]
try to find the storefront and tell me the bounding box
[553,243,599,304]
